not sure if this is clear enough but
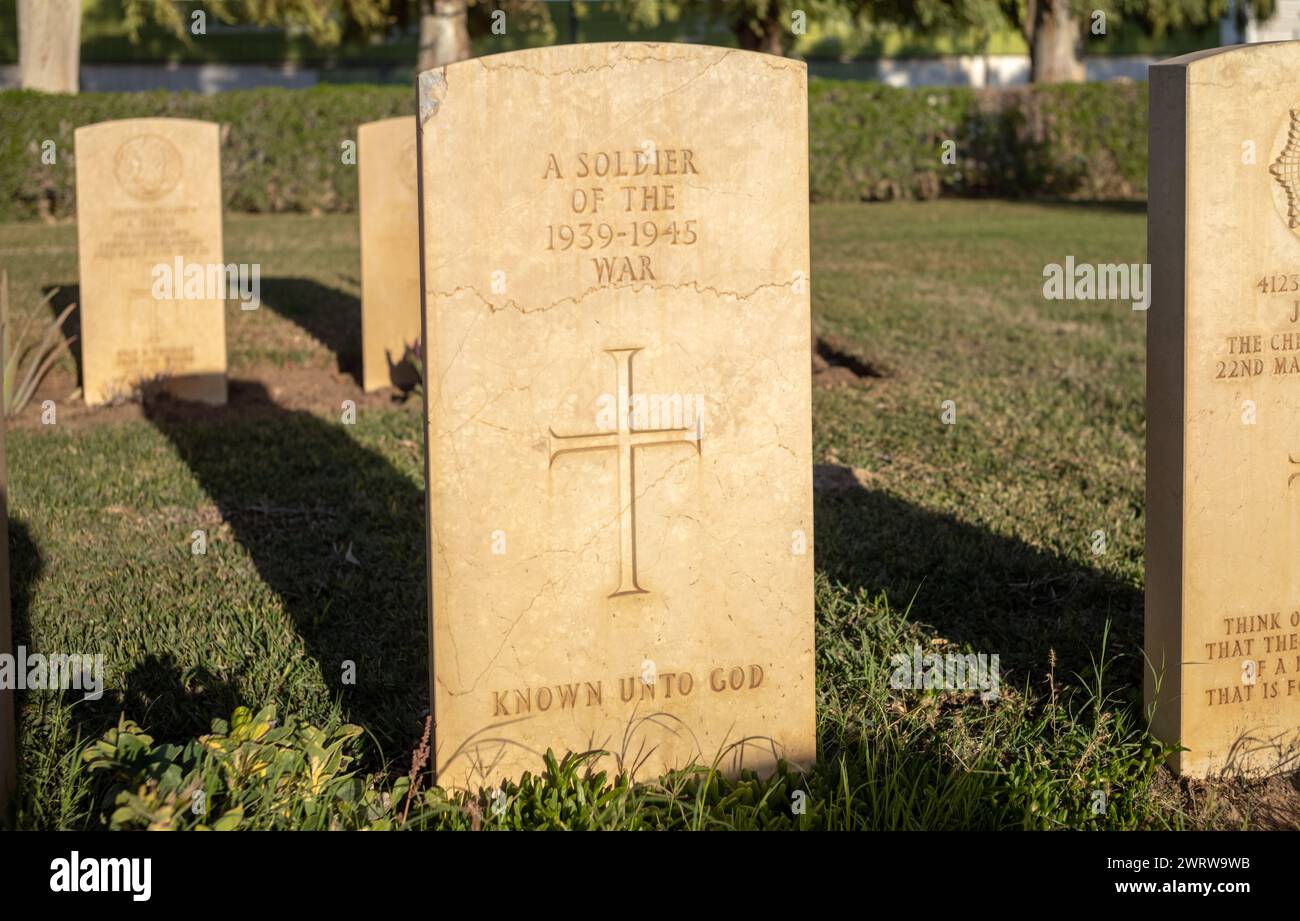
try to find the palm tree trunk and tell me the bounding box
[1030,0,1085,83]
[735,6,785,57]
[418,0,471,72]
[17,0,81,94]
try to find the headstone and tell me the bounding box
[417,44,815,788]
[359,116,422,392]
[75,119,227,406]
[1148,41,1300,775]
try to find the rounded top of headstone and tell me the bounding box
[358,115,414,133]
[73,118,220,206]
[73,117,220,141]
[415,42,806,129]
[416,41,807,79]
[1153,39,1300,74]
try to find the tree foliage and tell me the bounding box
[1113,0,1275,35]
[121,0,554,51]
[122,0,392,47]
[621,0,865,56]
[870,0,1281,82]
[914,0,1280,42]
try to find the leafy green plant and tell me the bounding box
[75,703,827,831]
[1,270,76,417]
[81,705,387,830]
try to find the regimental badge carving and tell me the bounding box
[1270,109,1300,229]
[113,135,183,202]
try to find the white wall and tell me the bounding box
[1250,0,1300,40]
[1223,0,1300,43]
[812,55,1154,88]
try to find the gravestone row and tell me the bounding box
[3,44,818,798]
[9,40,1300,818]
[73,114,420,404]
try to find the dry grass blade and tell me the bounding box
[13,301,77,412]
[1,271,78,416]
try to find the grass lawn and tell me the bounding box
[1,200,1269,830]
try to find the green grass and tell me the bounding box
[0,213,363,374]
[2,201,1198,830]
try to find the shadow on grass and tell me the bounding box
[42,284,82,386]
[114,655,243,741]
[814,475,1143,688]
[258,277,362,385]
[46,278,366,391]
[137,380,427,754]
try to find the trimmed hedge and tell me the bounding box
[0,85,414,220]
[0,78,1146,221]
[809,79,1146,202]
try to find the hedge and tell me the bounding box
[809,79,1146,202]
[0,85,413,220]
[0,78,1146,221]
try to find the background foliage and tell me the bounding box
[0,77,1147,221]
[810,79,1146,202]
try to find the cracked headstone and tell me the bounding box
[417,44,816,788]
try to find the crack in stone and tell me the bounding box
[464,43,803,79]
[473,44,731,79]
[430,278,795,318]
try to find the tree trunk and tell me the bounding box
[17,0,81,94]
[1030,0,1084,83]
[735,7,785,57]
[418,0,471,72]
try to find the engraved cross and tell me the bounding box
[548,347,701,597]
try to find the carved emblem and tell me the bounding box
[548,348,701,597]
[113,135,183,202]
